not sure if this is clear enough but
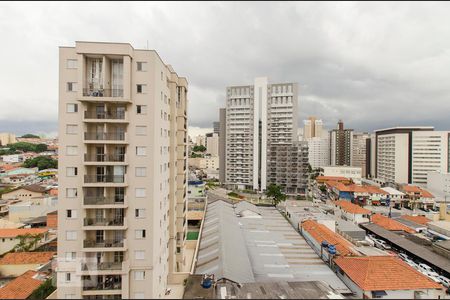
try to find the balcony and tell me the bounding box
[84,111,128,123]
[84,175,125,184]
[84,132,126,142]
[84,154,126,164]
[82,279,122,291]
[82,262,123,272]
[83,239,124,249]
[84,196,125,206]
[83,88,123,98]
[83,217,124,227]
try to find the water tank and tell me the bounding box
[201,278,212,289]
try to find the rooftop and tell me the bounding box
[301,220,360,256]
[371,214,415,233]
[0,252,55,265]
[0,270,48,299]
[316,176,350,182]
[381,187,405,196]
[401,215,431,226]
[334,256,442,291]
[401,185,434,198]
[334,200,371,215]
[0,228,48,238]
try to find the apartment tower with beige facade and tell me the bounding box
[57,42,188,299]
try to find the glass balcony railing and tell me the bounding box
[83,196,124,205]
[81,262,123,271]
[83,88,123,97]
[84,111,125,120]
[84,154,125,162]
[83,239,124,248]
[84,175,125,183]
[84,132,125,141]
[83,217,124,227]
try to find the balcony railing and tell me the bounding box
[84,132,125,141]
[84,111,125,120]
[84,154,125,162]
[84,196,124,205]
[84,175,125,183]
[82,262,122,271]
[83,280,122,291]
[83,239,124,248]
[84,218,124,227]
[83,88,123,98]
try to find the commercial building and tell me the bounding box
[57,41,188,299]
[351,132,369,178]
[323,166,362,184]
[267,142,309,195]
[213,121,220,135]
[329,120,353,166]
[225,77,298,191]
[303,116,323,139]
[371,127,450,185]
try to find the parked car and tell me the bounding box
[398,253,409,261]
[437,276,450,288]
[374,239,391,250]
[405,259,418,269]
[418,263,440,278]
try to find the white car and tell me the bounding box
[437,275,450,288]
[374,239,391,250]
[405,260,418,269]
[418,263,440,278]
[398,253,409,261]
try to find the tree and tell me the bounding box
[266,184,287,205]
[23,156,57,170]
[35,143,48,153]
[13,233,42,252]
[192,145,206,152]
[319,185,327,193]
[6,142,47,153]
[20,134,40,138]
[28,279,56,300]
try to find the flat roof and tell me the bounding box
[374,126,434,133]
[360,223,450,276]
[195,200,350,293]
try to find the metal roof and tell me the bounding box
[234,201,261,216]
[361,223,450,276]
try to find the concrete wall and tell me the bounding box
[0,263,41,277]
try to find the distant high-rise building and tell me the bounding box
[307,132,330,169]
[225,77,299,191]
[351,132,370,178]
[372,126,450,185]
[303,116,323,139]
[195,134,206,146]
[213,121,220,135]
[206,133,219,156]
[330,120,353,166]
[218,108,226,184]
[0,133,16,146]
[57,41,188,299]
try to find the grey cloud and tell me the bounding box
[0,1,450,136]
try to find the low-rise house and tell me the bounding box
[0,270,50,299]
[401,215,431,226]
[0,252,55,277]
[46,211,57,230]
[0,174,28,185]
[8,197,57,223]
[334,256,444,299]
[370,214,415,234]
[334,200,371,224]
[381,187,405,206]
[0,167,38,178]
[364,186,388,206]
[0,228,49,255]
[1,184,46,201]
[300,219,360,258]
[316,176,352,185]
[1,154,23,164]
[401,185,435,210]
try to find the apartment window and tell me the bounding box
[136,126,147,136]
[136,146,146,156]
[136,105,147,114]
[135,230,146,239]
[135,208,146,218]
[66,59,77,69]
[135,250,145,260]
[137,84,146,94]
[66,167,77,177]
[66,188,77,198]
[66,146,78,155]
[135,188,146,198]
[66,209,77,219]
[65,252,76,262]
[66,231,77,241]
[134,271,145,280]
[134,293,145,299]
[66,124,78,134]
[135,167,146,177]
[65,273,71,282]
[137,62,147,71]
[66,103,78,113]
[67,82,77,92]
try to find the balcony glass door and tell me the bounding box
[111,60,123,97]
[96,230,104,244]
[88,58,103,94]
[96,105,105,119]
[96,167,105,182]
[96,146,105,162]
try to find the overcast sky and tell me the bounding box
[1,1,450,138]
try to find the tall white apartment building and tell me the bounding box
[206,133,219,156]
[373,127,449,185]
[307,132,330,169]
[303,116,323,139]
[225,77,298,191]
[57,42,188,299]
[351,132,370,178]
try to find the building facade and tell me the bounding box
[206,133,219,157]
[0,133,17,147]
[351,132,370,178]
[330,120,353,166]
[218,108,226,184]
[57,42,188,299]
[303,116,323,139]
[225,77,298,191]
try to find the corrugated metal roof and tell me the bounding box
[234,201,261,216]
[195,200,255,283]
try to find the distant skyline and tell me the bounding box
[1,2,450,137]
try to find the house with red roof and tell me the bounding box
[334,256,444,299]
[0,270,50,299]
[0,251,55,277]
[401,185,435,210]
[0,228,49,255]
[334,200,371,224]
[370,214,415,234]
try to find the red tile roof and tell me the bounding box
[402,185,434,198]
[335,200,371,214]
[0,270,48,299]
[0,228,48,238]
[334,256,442,291]
[317,176,351,183]
[401,215,431,225]
[301,220,359,256]
[0,252,55,265]
[371,214,415,233]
